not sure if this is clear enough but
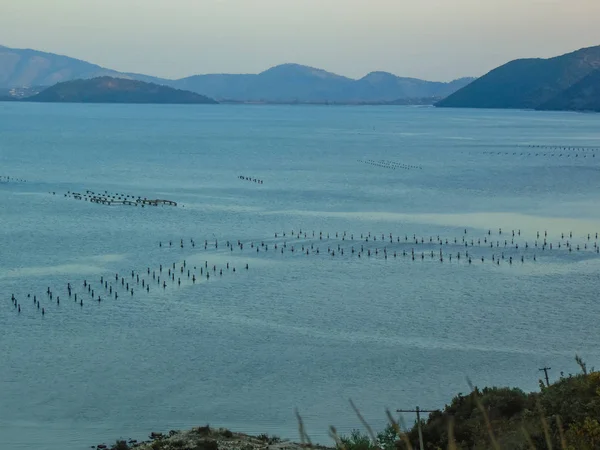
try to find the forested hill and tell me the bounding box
[24,77,217,104]
[437,45,600,111]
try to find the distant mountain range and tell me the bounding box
[4,43,599,111]
[0,45,474,104]
[172,65,474,103]
[437,45,600,111]
[22,77,217,104]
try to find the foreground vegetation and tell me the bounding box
[106,356,599,450]
[336,356,599,450]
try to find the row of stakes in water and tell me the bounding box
[519,145,600,151]
[358,159,423,170]
[161,227,599,249]
[157,228,600,265]
[8,228,599,317]
[0,175,27,183]
[482,151,596,158]
[6,258,250,318]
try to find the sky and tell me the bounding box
[2,0,600,81]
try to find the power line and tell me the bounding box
[397,406,436,450]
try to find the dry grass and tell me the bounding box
[296,408,313,447]
[385,409,412,450]
[555,416,567,450]
[521,426,537,450]
[349,399,379,446]
[468,377,500,450]
[447,416,457,450]
[537,399,553,450]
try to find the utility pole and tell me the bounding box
[539,367,551,387]
[397,406,436,450]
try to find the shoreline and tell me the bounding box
[96,426,333,450]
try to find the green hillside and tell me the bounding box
[437,45,600,110]
[25,77,217,104]
[537,69,600,112]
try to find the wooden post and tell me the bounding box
[539,367,551,387]
[397,407,436,450]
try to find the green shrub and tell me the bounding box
[222,429,234,438]
[269,435,282,444]
[195,425,211,436]
[377,424,399,450]
[111,440,129,450]
[338,430,378,450]
[193,440,218,450]
[395,357,600,450]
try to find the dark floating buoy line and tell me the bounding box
[0,175,27,183]
[238,175,264,184]
[482,150,597,159]
[464,143,600,159]
[55,189,179,207]
[358,159,423,170]
[520,144,600,152]
[6,227,599,320]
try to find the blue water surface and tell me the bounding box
[1,103,600,449]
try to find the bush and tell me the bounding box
[338,430,378,450]
[480,387,527,418]
[566,417,600,450]
[377,424,399,450]
[111,441,129,450]
[195,425,211,436]
[193,440,219,450]
[257,434,281,444]
[395,356,600,450]
[222,429,234,438]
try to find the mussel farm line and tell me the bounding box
[358,159,423,170]
[238,175,264,184]
[461,143,600,159]
[0,175,27,183]
[158,226,600,268]
[520,144,600,152]
[4,252,250,320]
[59,189,178,207]
[6,226,600,321]
[482,151,597,159]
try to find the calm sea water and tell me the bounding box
[1,103,600,450]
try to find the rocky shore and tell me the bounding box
[96,426,333,450]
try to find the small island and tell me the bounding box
[21,77,217,105]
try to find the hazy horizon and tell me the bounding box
[2,0,600,82]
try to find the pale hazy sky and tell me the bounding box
[2,0,600,81]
